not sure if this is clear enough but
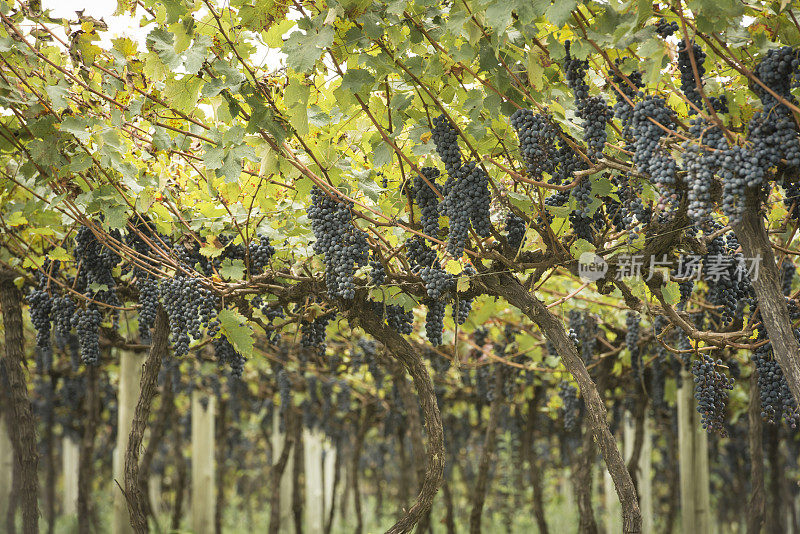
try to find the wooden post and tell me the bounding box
[149,474,162,518]
[694,417,711,532]
[604,466,621,534]
[677,372,696,534]
[0,413,12,523]
[304,428,324,534]
[271,410,294,533]
[677,368,711,533]
[322,441,337,532]
[623,411,634,465]
[113,351,145,534]
[639,415,653,534]
[191,391,216,534]
[62,435,80,517]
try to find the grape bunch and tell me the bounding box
[631,96,679,206]
[563,42,609,161]
[160,276,219,357]
[248,234,275,272]
[438,162,492,257]
[677,277,694,312]
[782,260,796,296]
[452,296,472,326]
[558,381,581,432]
[369,251,386,286]
[719,145,750,224]
[431,113,463,175]
[51,295,76,346]
[751,46,800,109]
[626,312,641,380]
[215,334,245,378]
[27,281,52,353]
[703,233,753,326]
[609,61,643,140]
[413,167,442,240]
[571,174,593,215]
[510,109,558,178]
[425,298,447,346]
[301,311,333,351]
[613,174,651,239]
[371,301,413,335]
[752,335,799,428]
[173,241,212,275]
[578,95,610,161]
[73,306,102,365]
[307,187,370,300]
[504,212,526,252]
[691,353,734,434]
[137,277,159,344]
[563,41,589,101]
[406,237,455,300]
[73,226,122,313]
[677,40,707,112]
[684,117,729,222]
[569,209,604,242]
[655,18,679,38]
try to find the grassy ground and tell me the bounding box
[49,486,584,533]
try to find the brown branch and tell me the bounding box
[124,307,169,533]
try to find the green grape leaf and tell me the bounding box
[217,308,255,356]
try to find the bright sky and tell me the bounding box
[40,0,286,68]
[43,0,148,41]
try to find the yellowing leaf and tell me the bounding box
[217,308,255,356]
[456,276,470,293]
[445,260,463,275]
[200,243,224,258]
[662,280,681,306]
[527,51,544,89]
[7,211,27,226]
[48,247,71,262]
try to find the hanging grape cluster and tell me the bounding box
[504,212,526,252]
[160,276,219,357]
[413,167,442,241]
[215,334,245,378]
[751,326,800,428]
[307,187,370,299]
[691,353,734,434]
[626,312,642,380]
[676,40,707,112]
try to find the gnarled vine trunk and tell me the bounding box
[480,271,642,533]
[386,357,431,532]
[138,361,175,523]
[124,306,169,533]
[349,304,445,534]
[0,271,40,534]
[733,196,800,403]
